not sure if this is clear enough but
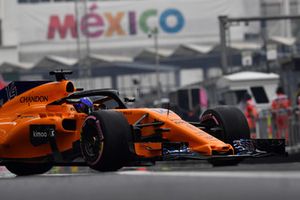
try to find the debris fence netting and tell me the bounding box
[256,108,300,153]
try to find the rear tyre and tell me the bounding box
[80,110,131,172]
[5,163,52,176]
[200,106,250,144]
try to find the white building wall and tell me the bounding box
[180,68,203,87]
[117,72,176,97]
[72,77,112,90]
[0,46,19,64]
[1,0,18,46]
[242,0,261,35]
[0,0,19,64]
[261,0,300,38]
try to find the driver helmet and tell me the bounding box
[74,97,93,114]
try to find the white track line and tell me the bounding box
[118,171,300,179]
[2,171,300,179]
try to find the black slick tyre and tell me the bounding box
[5,163,52,176]
[80,110,131,172]
[200,106,250,144]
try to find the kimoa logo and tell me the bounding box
[33,131,48,137]
[20,96,49,104]
[47,4,185,40]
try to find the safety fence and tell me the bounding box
[256,108,300,153]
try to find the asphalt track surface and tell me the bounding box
[1,160,300,200]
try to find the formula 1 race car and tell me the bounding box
[0,70,285,175]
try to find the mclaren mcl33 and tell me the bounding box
[0,70,285,175]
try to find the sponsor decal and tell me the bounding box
[20,96,49,105]
[32,130,48,138]
[30,125,55,146]
[47,4,185,40]
[32,129,55,138]
[6,82,17,100]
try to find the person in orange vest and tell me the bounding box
[271,86,291,143]
[294,83,300,121]
[295,83,300,106]
[240,93,258,138]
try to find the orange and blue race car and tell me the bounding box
[0,70,285,175]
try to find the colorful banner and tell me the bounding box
[18,0,248,47]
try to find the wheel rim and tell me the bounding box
[81,116,104,165]
[200,112,224,140]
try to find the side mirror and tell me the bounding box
[124,97,135,103]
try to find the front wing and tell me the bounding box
[160,139,286,166]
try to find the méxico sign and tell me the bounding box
[18,0,246,46]
[47,4,185,40]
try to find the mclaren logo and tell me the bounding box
[20,96,49,105]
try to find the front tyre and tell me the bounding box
[5,163,52,176]
[80,111,132,172]
[200,106,250,144]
